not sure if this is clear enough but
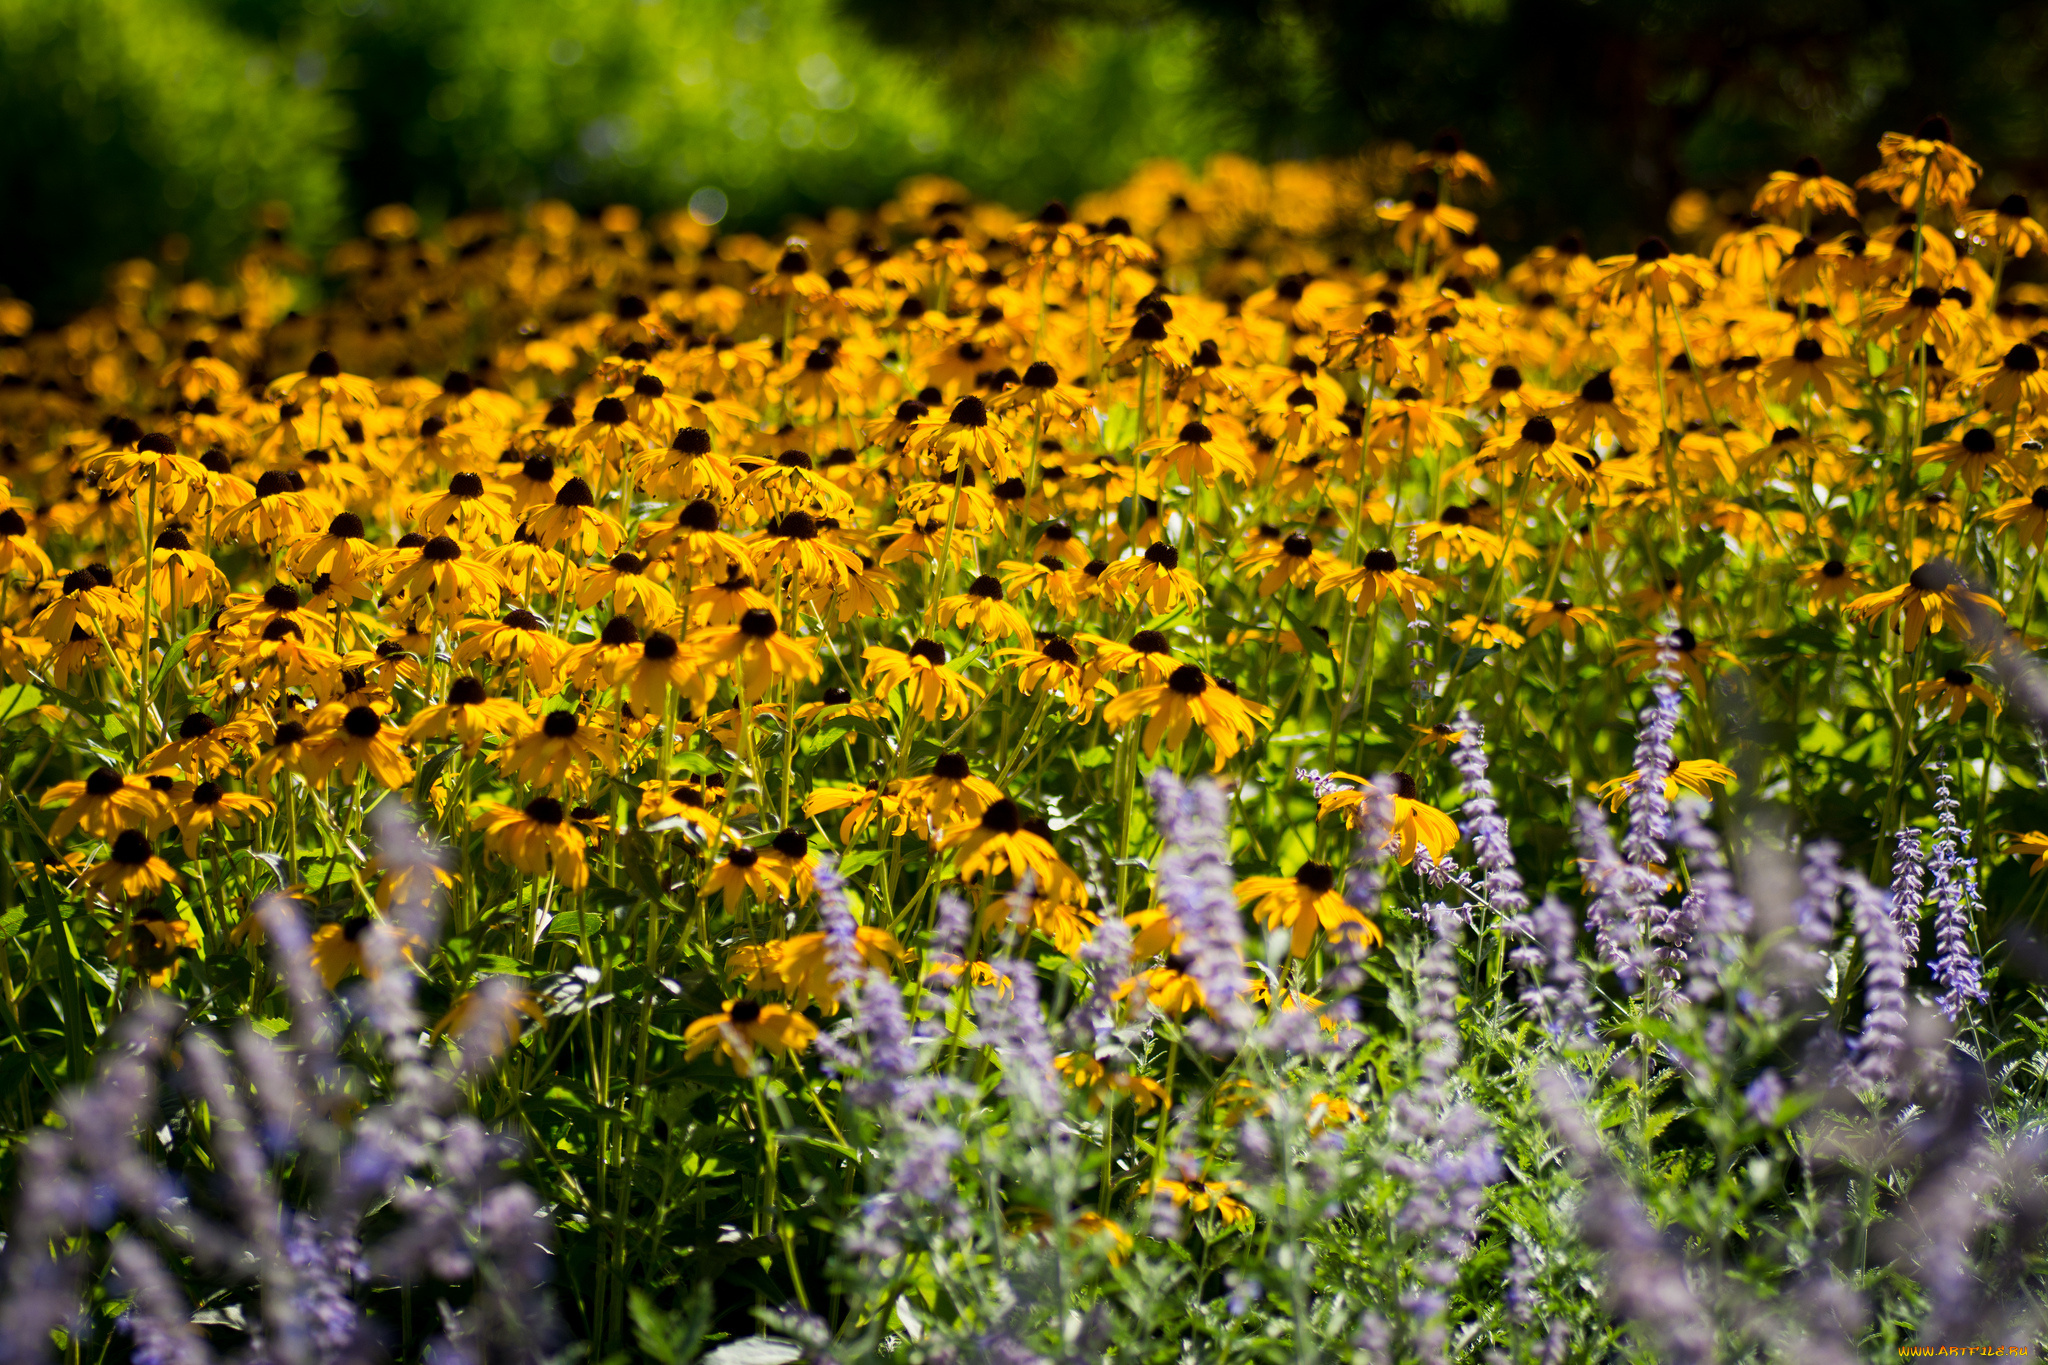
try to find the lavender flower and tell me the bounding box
[110,1237,212,1365]
[1623,673,1682,871]
[1510,896,1597,1045]
[1926,761,1988,1019]
[1147,767,1252,1052]
[1843,869,1913,1096]
[1449,713,1528,917]
[1575,801,1646,989]
[1891,827,1926,961]
[815,853,865,994]
[1745,1069,1786,1125]
[978,958,1062,1131]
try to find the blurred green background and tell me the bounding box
[11,0,2048,316]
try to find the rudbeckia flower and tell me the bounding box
[83,829,180,901]
[702,846,790,915]
[1616,627,1741,691]
[1100,664,1268,768]
[1750,155,1859,223]
[498,709,615,794]
[162,780,272,857]
[1139,1174,1251,1226]
[898,751,1005,831]
[1915,426,2012,492]
[1116,957,1207,1017]
[1510,596,1609,640]
[2007,830,2048,873]
[1858,116,1980,214]
[682,998,817,1074]
[303,705,414,790]
[1989,486,2048,547]
[936,574,1034,643]
[1316,548,1437,618]
[1795,558,1867,605]
[690,608,823,704]
[1968,344,2048,417]
[940,797,1074,885]
[476,796,589,888]
[1965,193,2048,258]
[1904,668,2001,723]
[41,767,167,840]
[1591,237,1718,308]
[404,677,531,753]
[1235,860,1377,958]
[863,638,983,721]
[1846,562,2004,649]
[378,534,509,622]
[520,477,623,556]
[1593,759,1736,810]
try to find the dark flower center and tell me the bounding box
[908,638,948,665]
[1144,543,1181,569]
[1167,665,1208,696]
[86,766,124,796]
[644,631,680,660]
[738,609,780,639]
[1943,668,1974,687]
[599,615,639,647]
[542,710,580,739]
[422,535,461,562]
[1520,415,1557,445]
[179,713,216,740]
[342,706,382,738]
[1293,861,1334,893]
[111,830,153,865]
[1363,549,1400,572]
[729,998,763,1023]
[524,796,565,824]
[980,799,1022,833]
[554,477,596,508]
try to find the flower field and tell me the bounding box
[4,123,2048,1362]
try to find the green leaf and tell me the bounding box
[1453,645,1498,676]
[629,1281,711,1365]
[0,683,44,727]
[798,725,850,756]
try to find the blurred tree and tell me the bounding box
[845,0,2048,251]
[0,0,345,315]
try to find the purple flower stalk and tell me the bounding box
[815,853,865,995]
[1147,767,1252,1052]
[1449,712,1528,917]
[1843,869,1913,1096]
[1891,827,1926,961]
[1926,760,1988,1019]
[1623,673,1682,871]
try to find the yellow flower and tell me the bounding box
[82,830,181,901]
[1140,1175,1252,1227]
[497,709,615,795]
[41,767,168,841]
[1235,861,1377,958]
[689,609,822,704]
[683,998,818,1074]
[1845,563,2004,650]
[1904,669,2001,724]
[403,678,531,753]
[863,639,984,721]
[302,706,415,790]
[1593,759,1737,810]
[1100,665,1269,769]
[476,796,590,889]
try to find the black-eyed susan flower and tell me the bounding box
[1511,596,1609,641]
[1316,548,1436,618]
[1235,860,1377,958]
[476,796,589,889]
[941,798,1074,887]
[2007,830,2048,873]
[1140,1174,1251,1227]
[303,705,414,790]
[1846,563,2004,649]
[1447,614,1525,649]
[1905,668,2001,723]
[1593,759,1737,810]
[455,608,570,692]
[498,708,614,794]
[1795,557,1866,606]
[1117,957,1206,1017]
[1100,664,1268,768]
[689,608,822,704]
[163,780,272,857]
[1751,155,1859,222]
[936,574,1034,643]
[1989,486,2048,547]
[41,767,167,840]
[83,829,180,901]
[863,638,983,721]
[1616,627,1741,691]
[702,846,790,916]
[683,998,817,1073]
[404,677,530,753]
[521,476,623,556]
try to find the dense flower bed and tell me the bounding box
[1,126,2046,1363]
